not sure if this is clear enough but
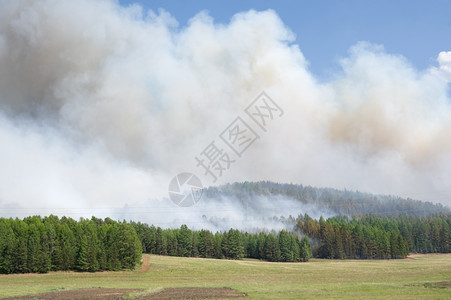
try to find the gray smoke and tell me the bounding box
[0,0,450,230]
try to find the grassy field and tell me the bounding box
[0,254,450,299]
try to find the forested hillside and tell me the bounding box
[204,181,449,216]
[0,216,142,274]
[1,183,449,274]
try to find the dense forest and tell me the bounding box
[131,223,312,262]
[297,214,451,259]
[204,181,449,217]
[0,216,312,274]
[131,214,450,262]
[0,216,142,274]
[1,210,450,273]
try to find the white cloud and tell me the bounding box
[430,51,451,82]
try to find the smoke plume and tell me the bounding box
[0,0,450,230]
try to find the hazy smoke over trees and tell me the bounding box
[0,0,450,230]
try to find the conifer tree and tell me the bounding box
[300,236,312,262]
[76,235,89,271]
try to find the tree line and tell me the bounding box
[297,214,451,259]
[0,216,313,274]
[205,181,449,217]
[0,216,142,274]
[2,213,450,274]
[131,223,312,262]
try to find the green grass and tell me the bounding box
[0,254,450,299]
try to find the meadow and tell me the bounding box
[0,254,450,299]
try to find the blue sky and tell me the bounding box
[119,0,451,80]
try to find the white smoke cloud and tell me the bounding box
[0,0,450,230]
[431,51,451,82]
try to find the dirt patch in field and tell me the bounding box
[139,255,151,273]
[3,287,246,300]
[138,287,247,299]
[3,288,141,300]
[424,281,451,288]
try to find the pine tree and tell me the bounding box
[118,222,142,270]
[221,232,229,258]
[227,229,244,260]
[166,230,178,256]
[155,227,165,255]
[333,229,344,259]
[246,234,258,259]
[398,235,409,258]
[76,235,89,271]
[96,225,108,270]
[192,232,199,257]
[300,236,312,262]
[106,224,121,270]
[292,236,301,262]
[37,221,51,273]
[177,225,192,257]
[265,234,280,262]
[57,223,76,270]
[11,220,28,273]
[214,233,223,259]
[26,223,41,273]
[257,233,266,260]
[148,225,157,254]
[0,219,15,274]
[278,230,293,262]
[85,221,100,271]
[198,229,214,258]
